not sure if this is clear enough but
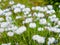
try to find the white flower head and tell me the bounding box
[49,15,56,18]
[28,14,32,17]
[1,22,9,28]
[16,3,21,7]
[45,26,60,33]
[32,35,45,43]
[35,6,41,11]
[49,15,58,22]
[9,1,14,5]
[24,11,29,15]
[1,43,11,45]
[0,18,4,21]
[49,15,59,22]
[6,25,18,31]
[14,8,21,13]
[15,26,26,34]
[0,9,3,15]
[29,23,36,28]
[39,18,47,24]
[43,7,48,11]
[46,10,51,14]
[38,27,44,31]
[7,32,14,37]
[25,18,32,23]
[5,11,12,16]
[50,10,55,13]
[54,25,59,28]
[0,0,1,2]
[33,12,37,16]
[47,5,53,10]
[48,37,55,44]
[1,44,7,45]
[50,18,58,22]
[57,21,60,25]
[37,13,44,18]
[32,7,36,10]
[20,5,25,9]
[22,8,30,12]
[0,28,4,33]
[6,16,12,22]
[16,4,25,9]
[16,16,22,19]
[4,8,10,12]
[47,23,51,26]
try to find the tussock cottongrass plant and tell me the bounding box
[0,0,60,45]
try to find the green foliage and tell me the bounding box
[0,0,60,45]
